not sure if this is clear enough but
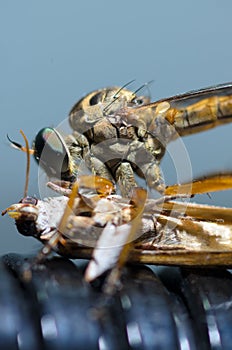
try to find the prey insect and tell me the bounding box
[10,81,232,197]
[3,131,232,287]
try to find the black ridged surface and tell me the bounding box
[1,254,232,350]
[180,268,232,350]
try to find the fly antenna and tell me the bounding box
[103,79,135,113]
[19,130,31,197]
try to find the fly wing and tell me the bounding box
[155,82,232,106]
[132,200,232,267]
[84,221,134,282]
[157,200,232,224]
[138,172,232,265]
[84,188,147,282]
[54,174,232,269]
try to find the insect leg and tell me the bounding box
[85,151,115,184]
[141,161,165,193]
[165,172,232,196]
[126,139,165,194]
[63,132,89,177]
[115,162,138,197]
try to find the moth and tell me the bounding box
[9,82,232,197]
[3,132,232,287]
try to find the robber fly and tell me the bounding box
[9,82,232,197]
[3,131,232,289]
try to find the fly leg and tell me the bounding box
[115,162,138,197]
[127,140,165,194]
[85,151,115,185]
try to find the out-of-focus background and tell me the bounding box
[1,1,232,255]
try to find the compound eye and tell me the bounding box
[33,127,70,177]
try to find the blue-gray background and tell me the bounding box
[1,1,232,255]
